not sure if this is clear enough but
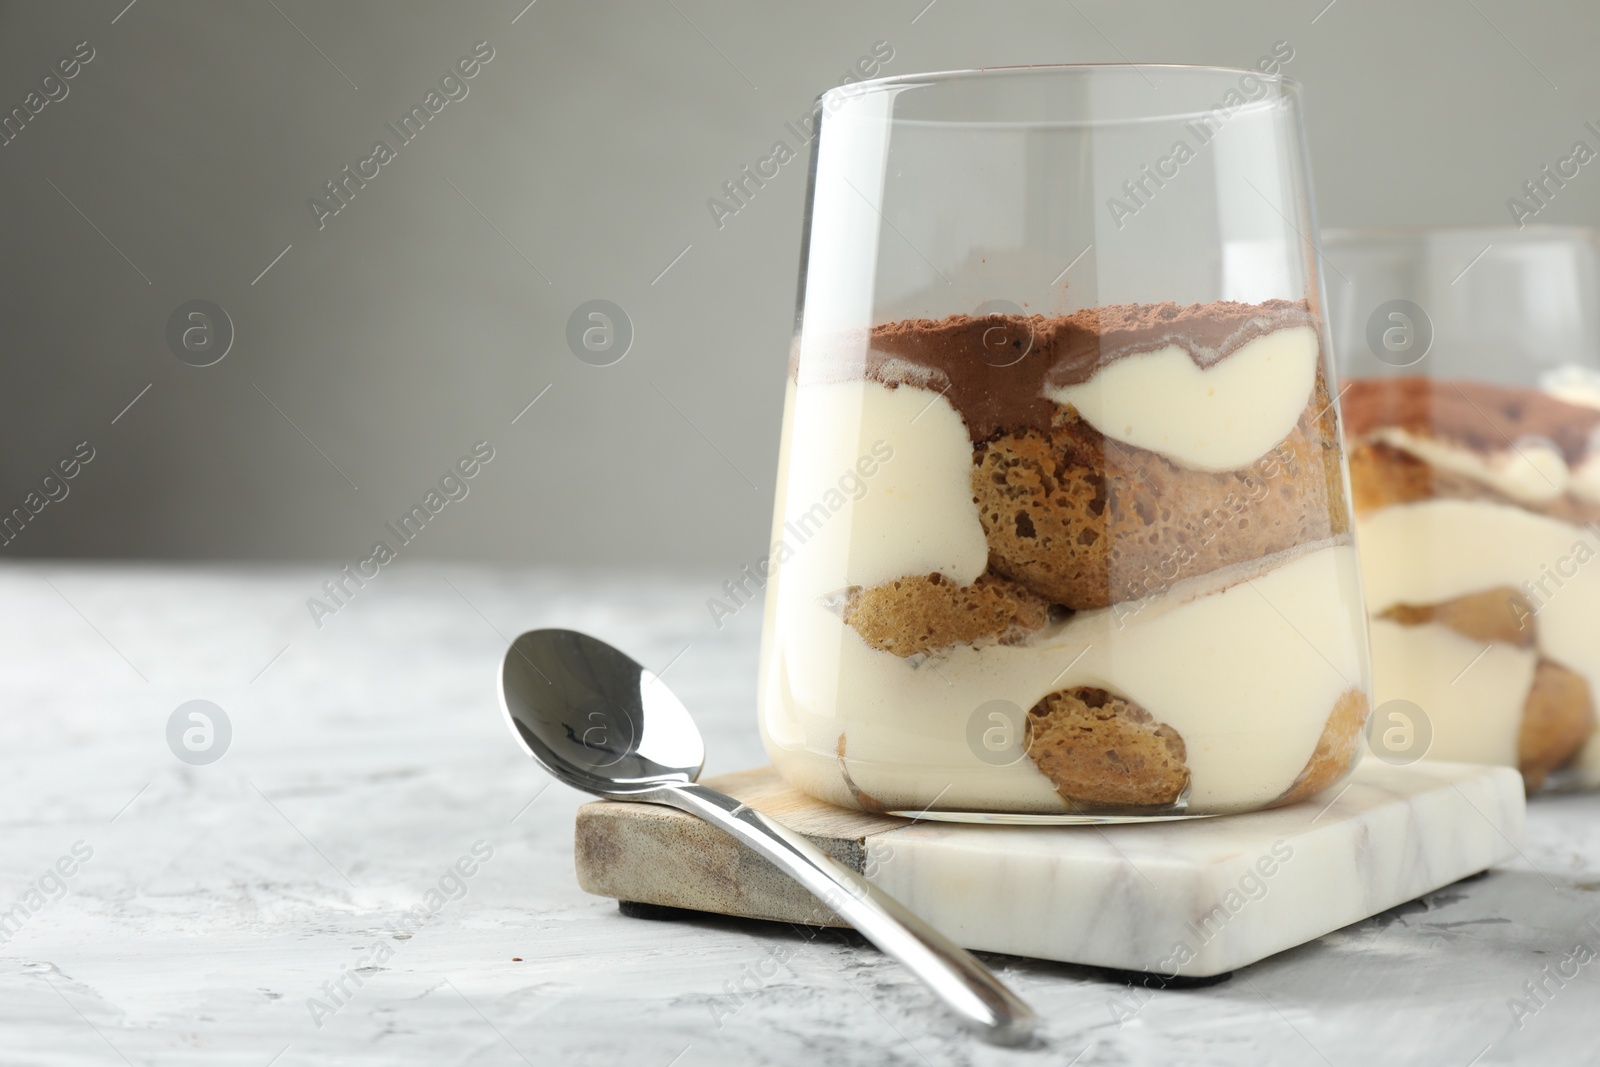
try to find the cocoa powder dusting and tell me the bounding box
[797,299,1316,442]
[1342,377,1600,463]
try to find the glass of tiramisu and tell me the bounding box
[759,64,1371,817]
[1327,226,1600,790]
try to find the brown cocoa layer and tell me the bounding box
[1025,686,1190,808]
[801,299,1315,443]
[1343,377,1600,466]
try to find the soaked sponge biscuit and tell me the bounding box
[841,572,1051,658]
[1519,660,1595,790]
[1378,587,1535,648]
[972,376,1346,610]
[1275,688,1369,806]
[1346,440,1600,527]
[1024,686,1190,808]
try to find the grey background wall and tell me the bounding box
[2,0,1596,566]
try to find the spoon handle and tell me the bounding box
[654,781,1037,1046]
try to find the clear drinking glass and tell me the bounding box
[759,65,1371,818]
[1326,226,1600,790]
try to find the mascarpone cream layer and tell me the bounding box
[1047,325,1319,473]
[1357,498,1600,773]
[1371,427,1597,506]
[759,378,1369,813]
[1367,617,1534,767]
[1541,365,1600,412]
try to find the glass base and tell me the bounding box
[884,809,1220,825]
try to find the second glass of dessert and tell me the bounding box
[1327,226,1600,789]
[759,65,1372,817]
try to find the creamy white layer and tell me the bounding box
[1357,498,1600,775]
[767,374,988,590]
[1371,427,1581,506]
[1366,617,1533,767]
[1046,325,1319,472]
[759,378,1369,814]
[1577,455,1600,506]
[1541,364,1600,411]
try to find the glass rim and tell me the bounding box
[1324,222,1599,243]
[817,62,1302,108]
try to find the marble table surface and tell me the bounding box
[3,563,1599,1066]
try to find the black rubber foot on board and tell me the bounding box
[1084,964,1235,989]
[619,900,704,922]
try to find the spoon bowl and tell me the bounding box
[499,629,704,796]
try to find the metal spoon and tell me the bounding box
[498,628,1037,1046]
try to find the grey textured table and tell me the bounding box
[2,564,1597,1066]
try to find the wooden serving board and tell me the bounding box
[574,761,1524,978]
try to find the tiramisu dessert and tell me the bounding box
[758,299,1372,815]
[1344,378,1600,788]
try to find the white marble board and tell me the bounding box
[577,761,1526,977]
